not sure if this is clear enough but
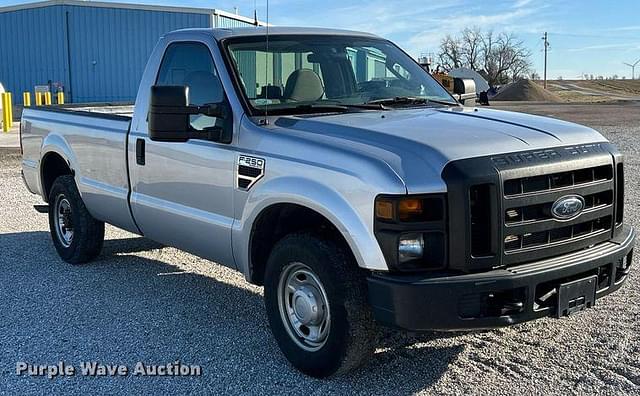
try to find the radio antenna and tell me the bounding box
[253,0,258,26]
[263,0,269,124]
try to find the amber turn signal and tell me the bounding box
[376,195,443,222]
[375,200,394,220]
[398,198,423,221]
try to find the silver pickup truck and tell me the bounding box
[20,27,635,377]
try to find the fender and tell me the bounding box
[40,133,79,200]
[233,176,391,280]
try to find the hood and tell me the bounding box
[274,106,607,193]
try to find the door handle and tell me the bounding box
[136,138,145,165]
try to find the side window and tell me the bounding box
[230,48,326,105]
[156,42,224,131]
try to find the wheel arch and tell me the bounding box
[40,135,78,202]
[40,150,73,203]
[248,203,352,285]
[235,176,389,285]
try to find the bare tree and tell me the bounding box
[483,32,532,85]
[460,27,482,70]
[437,35,463,71]
[509,56,532,82]
[436,28,532,86]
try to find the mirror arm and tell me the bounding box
[149,105,199,115]
[187,126,223,142]
[150,103,228,119]
[197,103,229,119]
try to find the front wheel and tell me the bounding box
[48,175,105,264]
[264,233,378,377]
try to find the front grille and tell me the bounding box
[505,190,613,224]
[504,165,613,196]
[616,163,624,225]
[442,143,621,273]
[470,184,493,256]
[504,215,612,251]
[502,163,615,265]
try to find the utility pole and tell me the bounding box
[623,59,640,80]
[542,32,549,89]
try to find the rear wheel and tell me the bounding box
[48,175,104,263]
[264,233,378,377]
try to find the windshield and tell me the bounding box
[224,35,456,115]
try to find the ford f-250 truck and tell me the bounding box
[20,27,635,377]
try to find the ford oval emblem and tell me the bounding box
[551,195,585,220]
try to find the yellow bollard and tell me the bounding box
[1,93,7,132]
[44,92,52,106]
[57,91,65,105]
[35,92,42,106]
[1,92,11,133]
[23,92,31,107]
[7,93,12,129]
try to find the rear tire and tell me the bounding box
[48,175,104,264]
[264,232,378,377]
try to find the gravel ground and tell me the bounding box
[1,103,639,395]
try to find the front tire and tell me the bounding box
[264,233,378,377]
[48,175,105,264]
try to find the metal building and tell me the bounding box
[0,0,258,103]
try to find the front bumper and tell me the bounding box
[368,225,635,331]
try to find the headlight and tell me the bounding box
[374,195,447,272]
[398,233,424,263]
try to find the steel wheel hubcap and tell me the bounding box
[54,196,74,247]
[278,262,330,351]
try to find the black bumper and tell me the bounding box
[368,225,635,331]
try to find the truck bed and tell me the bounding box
[23,103,134,120]
[21,105,138,233]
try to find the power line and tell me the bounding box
[542,32,549,89]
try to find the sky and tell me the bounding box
[3,0,640,79]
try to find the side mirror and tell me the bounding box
[149,86,189,142]
[148,85,228,142]
[453,78,476,95]
[452,78,477,105]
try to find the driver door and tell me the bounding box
[128,41,236,267]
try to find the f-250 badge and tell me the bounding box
[237,155,265,190]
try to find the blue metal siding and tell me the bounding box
[0,5,209,103]
[0,5,69,100]
[66,6,211,102]
[0,5,256,103]
[217,15,254,28]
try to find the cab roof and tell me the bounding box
[168,27,382,41]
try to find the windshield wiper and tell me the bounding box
[366,96,457,107]
[273,100,421,116]
[290,104,354,113]
[424,98,461,106]
[319,100,390,111]
[341,103,390,110]
[285,103,388,115]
